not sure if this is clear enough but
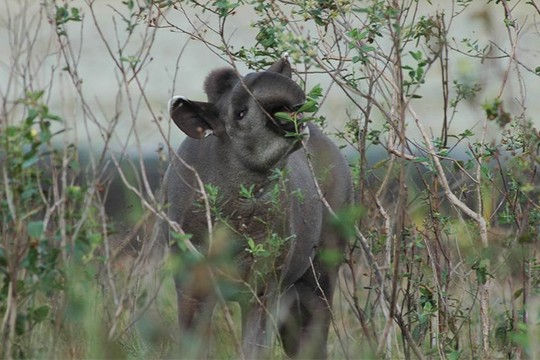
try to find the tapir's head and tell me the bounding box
[169,57,307,172]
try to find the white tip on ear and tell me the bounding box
[282,52,289,61]
[203,129,214,138]
[168,95,187,114]
[302,123,311,138]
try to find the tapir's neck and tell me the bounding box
[213,137,287,192]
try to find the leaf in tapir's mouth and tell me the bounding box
[274,108,306,134]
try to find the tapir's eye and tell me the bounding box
[237,110,246,120]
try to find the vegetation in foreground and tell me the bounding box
[1,0,540,358]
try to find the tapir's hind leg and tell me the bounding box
[278,259,339,359]
[278,287,306,356]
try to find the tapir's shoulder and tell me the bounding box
[305,123,347,165]
[304,123,353,206]
[172,136,218,169]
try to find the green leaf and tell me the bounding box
[26,90,44,102]
[307,84,323,99]
[298,100,318,113]
[170,231,192,251]
[22,155,40,169]
[120,55,141,67]
[360,44,375,53]
[123,0,135,11]
[70,7,81,21]
[472,258,492,285]
[448,350,462,360]
[44,113,63,122]
[459,129,474,138]
[274,112,293,123]
[247,238,255,250]
[26,108,38,123]
[319,249,344,266]
[482,98,502,120]
[239,184,255,199]
[413,156,430,163]
[27,221,44,239]
[31,305,50,323]
[331,205,364,239]
[410,50,423,61]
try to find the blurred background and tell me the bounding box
[2,0,539,155]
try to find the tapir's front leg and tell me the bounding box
[174,276,216,357]
[241,298,275,359]
[175,286,199,329]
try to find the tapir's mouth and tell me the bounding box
[269,103,308,137]
[275,112,306,134]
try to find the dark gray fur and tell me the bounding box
[163,58,353,359]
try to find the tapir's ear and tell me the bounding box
[169,96,223,139]
[266,55,292,78]
[204,68,239,104]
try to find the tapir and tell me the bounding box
[162,56,353,359]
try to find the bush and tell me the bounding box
[1,0,540,358]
